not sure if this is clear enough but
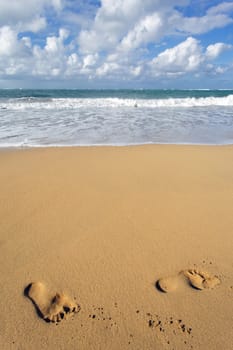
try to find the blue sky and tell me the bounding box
[0,0,233,88]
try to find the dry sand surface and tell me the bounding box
[0,145,233,350]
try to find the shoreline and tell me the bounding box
[0,142,233,154]
[0,144,233,349]
[1,140,233,148]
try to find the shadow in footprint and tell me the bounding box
[24,283,48,321]
[155,280,166,293]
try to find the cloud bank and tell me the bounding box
[0,0,232,87]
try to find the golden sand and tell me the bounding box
[0,145,233,349]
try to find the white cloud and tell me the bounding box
[83,54,99,68]
[0,0,43,24]
[0,27,32,78]
[78,0,233,55]
[207,2,233,15]
[130,65,142,77]
[23,17,47,33]
[0,0,63,20]
[78,0,166,53]
[149,36,233,78]
[150,37,204,76]
[0,0,64,33]
[21,37,32,49]
[205,43,233,60]
[51,0,64,12]
[32,28,71,77]
[0,26,18,56]
[215,66,227,74]
[44,28,69,54]
[67,53,79,66]
[96,62,120,77]
[66,53,81,77]
[172,13,233,35]
[120,13,164,51]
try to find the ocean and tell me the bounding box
[1,89,233,147]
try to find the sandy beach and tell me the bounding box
[0,145,233,350]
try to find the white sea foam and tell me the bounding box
[1,95,233,110]
[1,95,233,147]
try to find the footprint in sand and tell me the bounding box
[182,269,220,290]
[156,269,220,293]
[25,281,80,323]
[156,276,180,293]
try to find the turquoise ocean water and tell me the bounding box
[0,89,233,147]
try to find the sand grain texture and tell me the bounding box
[0,145,233,349]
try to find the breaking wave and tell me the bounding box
[1,94,233,110]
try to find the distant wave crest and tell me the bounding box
[1,95,233,110]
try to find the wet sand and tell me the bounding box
[0,145,233,349]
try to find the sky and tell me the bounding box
[0,0,233,89]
